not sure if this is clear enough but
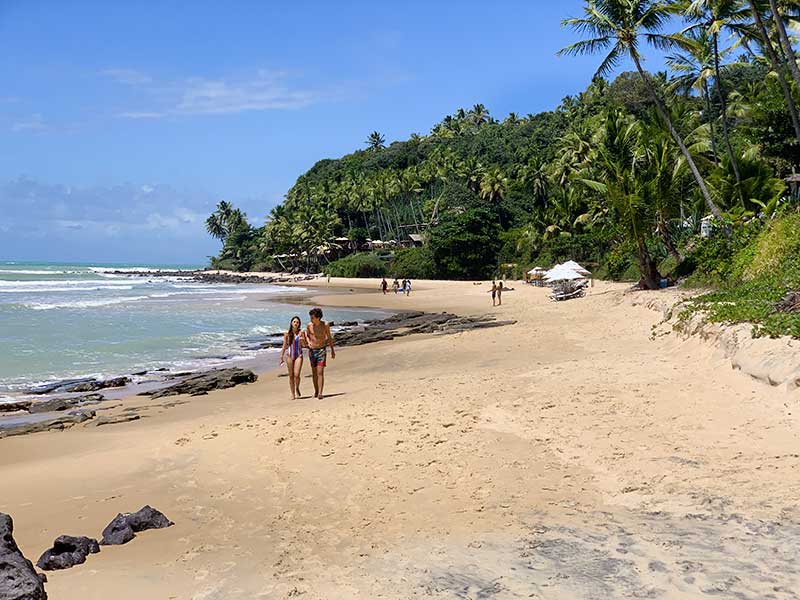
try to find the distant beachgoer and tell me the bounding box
[392,278,400,294]
[491,281,497,306]
[404,279,412,296]
[497,281,503,305]
[279,316,307,400]
[381,278,388,294]
[306,307,336,399]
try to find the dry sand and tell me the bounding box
[2,278,799,599]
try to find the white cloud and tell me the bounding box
[12,113,45,132]
[107,68,322,118]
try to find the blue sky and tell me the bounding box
[0,0,667,264]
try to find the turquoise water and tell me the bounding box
[0,261,379,392]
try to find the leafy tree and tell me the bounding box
[428,206,502,279]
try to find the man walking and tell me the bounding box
[306,307,335,399]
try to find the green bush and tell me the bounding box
[324,253,389,278]
[428,207,502,279]
[685,210,800,338]
[390,246,436,279]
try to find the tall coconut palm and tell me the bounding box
[769,0,800,92]
[470,103,490,126]
[684,0,751,188]
[365,131,386,150]
[206,200,246,242]
[558,0,726,224]
[479,167,509,204]
[666,29,721,164]
[745,0,800,143]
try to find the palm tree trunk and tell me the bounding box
[636,236,661,290]
[631,53,726,224]
[770,0,800,92]
[749,0,800,144]
[658,217,683,263]
[702,80,720,166]
[713,33,743,191]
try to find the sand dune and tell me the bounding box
[2,279,799,599]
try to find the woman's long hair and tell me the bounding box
[287,316,301,345]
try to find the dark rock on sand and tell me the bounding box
[0,513,48,599]
[0,400,32,413]
[139,368,257,399]
[333,312,517,347]
[0,410,96,439]
[28,376,129,395]
[36,536,100,571]
[100,506,173,546]
[87,414,142,427]
[62,377,130,393]
[28,394,105,414]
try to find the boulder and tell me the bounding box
[86,414,141,427]
[100,506,173,546]
[36,536,99,571]
[0,513,48,599]
[140,368,257,399]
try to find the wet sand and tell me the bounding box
[1,278,799,599]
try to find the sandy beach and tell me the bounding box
[2,278,799,599]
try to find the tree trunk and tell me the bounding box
[703,79,720,166]
[713,33,743,193]
[770,0,800,92]
[636,236,661,290]
[658,217,683,263]
[749,0,800,144]
[631,53,726,225]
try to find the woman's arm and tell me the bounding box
[280,333,288,364]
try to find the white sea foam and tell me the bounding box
[0,278,147,288]
[89,266,188,274]
[26,295,152,310]
[0,285,135,294]
[0,269,88,275]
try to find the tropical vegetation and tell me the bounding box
[207,0,800,335]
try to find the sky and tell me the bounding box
[0,0,668,264]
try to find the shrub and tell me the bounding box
[428,207,502,279]
[324,253,389,278]
[390,246,436,279]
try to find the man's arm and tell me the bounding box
[326,323,335,358]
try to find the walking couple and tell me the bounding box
[279,307,335,400]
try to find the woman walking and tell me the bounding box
[280,316,307,400]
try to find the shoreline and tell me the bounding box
[2,278,800,598]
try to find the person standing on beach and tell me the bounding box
[497,281,503,305]
[404,279,412,296]
[491,281,497,306]
[392,278,399,294]
[279,316,307,400]
[381,278,388,294]
[306,307,335,399]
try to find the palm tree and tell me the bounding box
[745,0,800,143]
[365,131,386,150]
[559,0,726,224]
[666,28,721,164]
[769,0,800,92]
[479,167,508,204]
[684,0,751,189]
[469,103,490,126]
[206,200,246,242]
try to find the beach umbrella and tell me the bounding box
[544,265,586,281]
[527,267,546,275]
[561,260,591,275]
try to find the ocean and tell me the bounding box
[0,261,379,395]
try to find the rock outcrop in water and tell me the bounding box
[28,394,105,414]
[36,536,100,571]
[139,368,257,399]
[100,506,173,546]
[0,513,48,599]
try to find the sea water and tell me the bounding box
[0,261,380,393]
